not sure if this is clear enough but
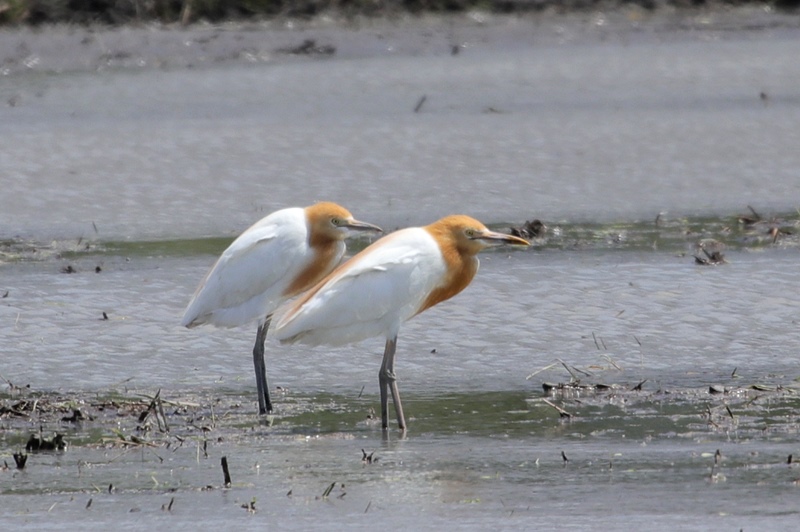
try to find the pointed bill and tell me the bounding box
[472,229,530,247]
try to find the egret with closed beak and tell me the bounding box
[275,215,529,430]
[182,202,381,415]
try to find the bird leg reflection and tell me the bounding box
[378,336,406,430]
[253,316,273,415]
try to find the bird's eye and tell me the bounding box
[331,218,341,226]
[465,228,475,238]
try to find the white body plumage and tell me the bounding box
[182,208,343,329]
[180,201,381,416]
[274,227,453,346]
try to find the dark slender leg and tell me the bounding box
[378,336,406,430]
[253,315,273,415]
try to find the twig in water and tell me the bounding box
[591,332,608,350]
[557,358,592,379]
[86,498,92,510]
[592,332,601,350]
[361,449,376,464]
[601,355,623,371]
[631,380,647,391]
[364,500,372,514]
[541,398,572,419]
[13,453,27,469]
[725,405,735,420]
[414,95,427,113]
[221,456,231,487]
[525,361,559,381]
[561,451,569,463]
[358,385,365,399]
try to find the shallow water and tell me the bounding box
[2,14,800,240]
[2,13,800,530]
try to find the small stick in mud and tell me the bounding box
[138,389,169,433]
[162,497,175,511]
[156,393,169,432]
[631,379,647,391]
[240,497,256,513]
[746,205,762,223]
[414,95,427,113]
[322,481,336,498]
[221,456,231,487]
[561,451,569,463]
[13,452,27,469]
[361,449,376,464]
[86,498,92,510]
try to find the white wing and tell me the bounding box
[182,208,311,328]
[275,228,446,346]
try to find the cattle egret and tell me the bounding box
[181,202,381,415]
[274,215,530,430]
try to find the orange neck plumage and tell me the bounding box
[416,217,480,315]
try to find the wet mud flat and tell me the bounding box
[4,364,800,529]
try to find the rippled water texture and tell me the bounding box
[2,12,800,530]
